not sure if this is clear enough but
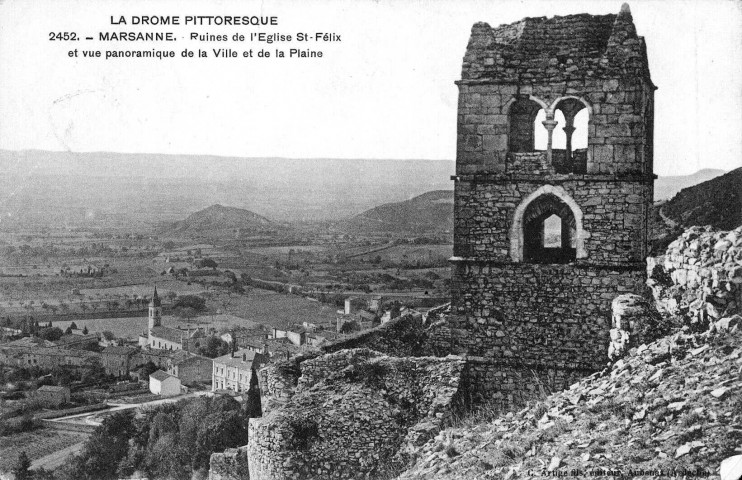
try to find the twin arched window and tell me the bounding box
[508,96,589,173]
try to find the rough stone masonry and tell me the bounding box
[435,3,657,408]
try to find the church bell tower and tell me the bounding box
[148,286,162,330]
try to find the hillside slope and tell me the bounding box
[396,324,741,479]
[163,204,279,237]
[654,168,727,201]
[662,168,742,231]
[342,190,454,235]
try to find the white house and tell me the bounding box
[149,369,181,396]
[212,349,268,393]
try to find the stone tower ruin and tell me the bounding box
[443,4,656,407]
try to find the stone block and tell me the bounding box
[594,145,614,163]
[483,134,508,151]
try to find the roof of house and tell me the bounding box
[55,334,99,346]
[189,329,205,338]
[358,310,376,321]
[8,337,56,348]
[102,346,138,356]
[273,326,307,335]
[150,326,185,344]
[213,349,269,369]
[461,4,651,84]
[150,369,176,382]
[169,350,211,365]
[3,346,98,359]
[37,385,69,393]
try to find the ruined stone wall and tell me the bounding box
[256,314,433,409]
[209,447,250,480]
[653,226,742,323]
[247,349,467,480]
[454,178,651,263]
[440,263,646,369]
[257,357,304,408]
[459,358,589,408]
[321,313,430,357]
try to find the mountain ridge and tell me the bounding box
[342,190,454,235]
[661,167,741,231]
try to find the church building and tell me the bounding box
[138,287,204,351]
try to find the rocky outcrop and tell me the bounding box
[650,226,742,329]
[247,349,467,480]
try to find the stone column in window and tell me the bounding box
[542,114,558,165]
[563,117,576,164]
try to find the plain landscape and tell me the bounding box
[0,149,739,480]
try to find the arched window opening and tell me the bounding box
[543,214,562,248]
[551,98,589,173]
[522,194,577,264]
[534,109,547,150]
[509,97,544,153]
[572,109,588,149]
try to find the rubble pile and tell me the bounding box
[396,322,742,479]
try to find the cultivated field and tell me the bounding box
[48,287,333,337]
[0,429,88,473]
[211,288,338,329]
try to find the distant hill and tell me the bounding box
[0,150,729,230]
[662,167,741,230]
[649,168,741,254]
[163,204,279,237]
[654,168,726,201]
[0,150,455,224]
[342,190,454,235]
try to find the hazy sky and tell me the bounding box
[1,0,740,175]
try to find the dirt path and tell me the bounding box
[30,439,86,471]
[658,204,679,228]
